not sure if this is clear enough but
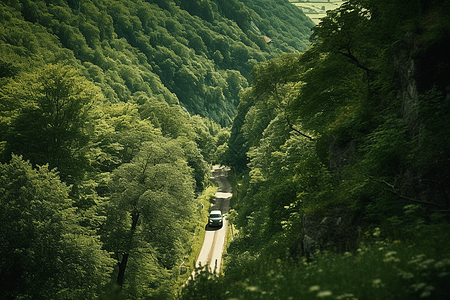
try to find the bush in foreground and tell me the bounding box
[180,221,450,300]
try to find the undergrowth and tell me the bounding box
[179,221,450,300]
[176,186,218,288]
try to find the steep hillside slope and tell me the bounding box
[0,0,314,126]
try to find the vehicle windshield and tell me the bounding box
[210,213,221,218]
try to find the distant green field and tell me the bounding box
[289,0,344,24]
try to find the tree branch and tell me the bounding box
[377,179,446,208]
[286,116,313,140]
[337,49,372,74]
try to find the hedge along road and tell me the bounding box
[195,165,232,274]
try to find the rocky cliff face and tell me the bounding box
[393,32,420,138]
[392,31,450,209]
[290,15,450,257]
[293,33,423,259]
[289,204,357,259]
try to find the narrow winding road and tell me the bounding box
[195,165,232,273]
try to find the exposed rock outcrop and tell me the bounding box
[393,32,420,138]
[329,137,356,174]
[290,205,357,259]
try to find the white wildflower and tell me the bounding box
[420,285,435,298]
[383,251,400,263]
[373,228,381,237]
[435,258,450,269]
[317,290,333,297]
[245,286,259,292]
[372,279,382,288]
[309,285,321,292]
[336,294,357,300]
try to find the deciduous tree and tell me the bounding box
[2,64,100,183]
[102,137,197,290]
[0,155,114,300]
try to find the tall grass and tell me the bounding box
[179,222,450,299]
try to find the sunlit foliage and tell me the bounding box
[1,64,100,183]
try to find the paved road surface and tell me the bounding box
[194,165,232,274]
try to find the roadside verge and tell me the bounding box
[176,186,217,286]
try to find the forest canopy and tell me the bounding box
[0,0,313,126]
[0,0,314,298]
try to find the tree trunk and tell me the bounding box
[116,210,140,287]
[116,253,129,287]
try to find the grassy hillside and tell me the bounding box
[290,0,344,24]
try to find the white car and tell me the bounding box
[208,210,223,227]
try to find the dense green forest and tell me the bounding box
[2,0,450,299]
[0,0,313,299]
[0,0,313,127]
[181,0,450,299]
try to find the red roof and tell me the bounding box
[263,35,273,44]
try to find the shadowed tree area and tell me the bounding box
[0,155,114,300]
